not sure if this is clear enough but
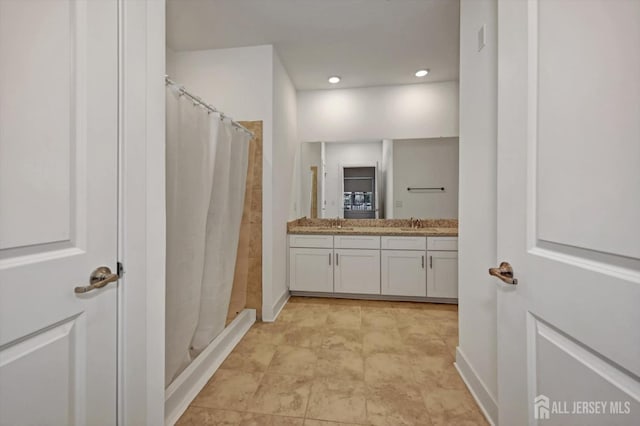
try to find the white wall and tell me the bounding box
[298,81,459,142]
[169,45,273,124]
[392,138,459,219]
[381,139,393,219]
[323,141,382,218]
[166,47,177,79]
[271,51,298,316]
[457,0,498,423]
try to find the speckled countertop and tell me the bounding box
[287,218,458,237]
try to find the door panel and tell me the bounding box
[0,0,118,424]
[535,0,640,260]
[334,249,380,294]
[531,318,640,426]
[381,250,426,297]
[497,0,640,425]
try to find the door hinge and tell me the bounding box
[117,261,124,278]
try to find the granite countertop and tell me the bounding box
[287,218,458,237]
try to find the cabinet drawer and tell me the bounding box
[289,234,333,249]
[334,235,380,250]
[427,237,458,251]
[381,236,426,251]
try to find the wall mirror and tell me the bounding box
[293,138,459,219]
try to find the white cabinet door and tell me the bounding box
[289,248,334,292]
[381,250,426,297]
[426,251,458,298]
[334,249,380,294]
[0,1,118,425]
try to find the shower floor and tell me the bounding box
[177,297,487,425]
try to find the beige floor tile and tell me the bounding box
[315,347,364,380]
[362,329,405,354]
[433,319,458,337]
[248,373,313,417]
[403,336,451,358]
[321,328,363,352]
[443,335,458,358]
[303,420,364,426]
[293,305,330,327]
[397,322,442,338]
[221,342,278,373]
[410,356,465,390]
[361,308,398,329]
[422,388,488,426]
[326,306,362,329]
[364,353,416,384]
[366,381,433,426]
[278,306,303,323]
[191,369,263,411]
[239,413,304,426]
[421,307,458,320]
[268,345,318,377]
[281,326,325,349]
[176,406,244,426]
[242,323,287,346]
[306,378,367,424]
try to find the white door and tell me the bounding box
[426,251,458,299]
[496,1,640,425]
[289,248,334,293]
[334,249,381,295]
[0,1,119,425]
[381,250,426,297]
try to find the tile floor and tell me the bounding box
[177,297,488,426]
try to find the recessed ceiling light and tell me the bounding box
[415,69,429,77]
[328,76,341,84]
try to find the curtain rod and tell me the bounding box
[165,75,254,137]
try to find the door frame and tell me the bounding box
[117,0,166,424]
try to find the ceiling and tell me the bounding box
[166,0,460,91]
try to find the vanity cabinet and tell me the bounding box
[381,250,426,296]
[288,233,458,301]
[289,235,334,293]
[426,237,458,298]
[289,247,334,293]
[334,249,381,294]
[380,236,427,297]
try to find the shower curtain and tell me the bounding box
[165,85,251,386]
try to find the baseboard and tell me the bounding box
[289,291,458,305]
[454,347,498,426]
[263,290,290,322]
[164,309,256,425]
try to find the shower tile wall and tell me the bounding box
[228,121,263,322]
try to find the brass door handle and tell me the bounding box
[489,262,518,285]
[74,266,119,294]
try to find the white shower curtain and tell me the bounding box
[165,85,251,386]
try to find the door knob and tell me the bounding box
[489,262,518,285]
[74,266,119,294]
